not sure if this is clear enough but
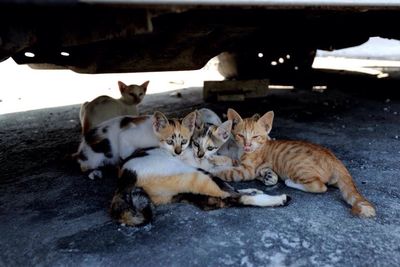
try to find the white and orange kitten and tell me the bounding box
[79,80,149,134]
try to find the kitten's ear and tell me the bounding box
[257,111,274,134]
[118,81,128,93]
[152,111,169,133]
[194,110,203,130]
[215,120,232,142]
[227,108,243,128]
[141,81,150,93]
[182,111,197,134]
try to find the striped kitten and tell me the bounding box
[196,107,242,161]
[212,108,376,218]
[75,111,196,179]
[179,116,235,170]
[110,126,290,227]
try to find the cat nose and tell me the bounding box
[197,151,204,158]
[175,147,182,155]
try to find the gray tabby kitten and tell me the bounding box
[179,108,235,170]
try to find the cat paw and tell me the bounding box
[238,188,264,195]
[257,168,278,186]
[88,170,103,180]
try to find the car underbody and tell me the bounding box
[1,1,400,80]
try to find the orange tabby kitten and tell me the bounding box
[212,108,376,218]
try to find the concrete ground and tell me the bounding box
[0,79,399,266]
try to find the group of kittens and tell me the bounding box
[76,81,376,227]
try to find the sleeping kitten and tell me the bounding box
[212,108,376,218]
[79,80,149,134]
[109,113,290,227]
[76,111,196,179]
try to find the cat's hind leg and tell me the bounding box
[237,188,264,195]
[239,193,291,207]
[172,171,289,208]
[173,190,290,210]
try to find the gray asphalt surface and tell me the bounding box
[0,82,399,266]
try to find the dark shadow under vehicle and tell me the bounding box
[2,0,400,85]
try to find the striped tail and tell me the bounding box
[336,170,376,217]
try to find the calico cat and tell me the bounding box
[79,80,149,134]
[151,111,196,156]
[110,115,290,226]
[76,110,196,179]
[212,108,376,218]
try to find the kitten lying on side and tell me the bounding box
[76,110,196,179]
[110,113,290,227]
[212,108,376,218]
[79,80,149,134]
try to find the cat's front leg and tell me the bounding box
[256,164,278,186]
[209,155,235,167]
[212,163,257,182]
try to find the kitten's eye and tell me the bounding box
[236,134,244,138]
[193,141,199,147]
[181,139,188,145]
[166,139,173,145]
[207,146,215,151]
[252,135,260,139]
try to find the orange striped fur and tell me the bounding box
[214,108,376,218]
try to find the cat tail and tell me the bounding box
[336,169,376,217]
[110,169,154,227]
